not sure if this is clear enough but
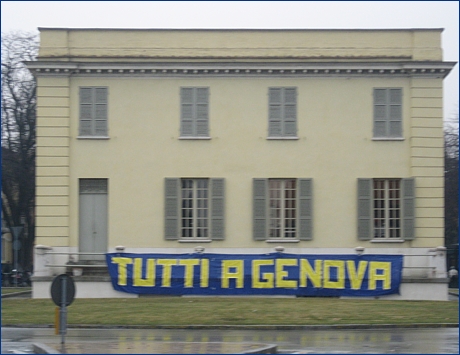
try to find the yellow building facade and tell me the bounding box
[28,28,455,299]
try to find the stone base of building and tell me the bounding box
[31,276,449,301]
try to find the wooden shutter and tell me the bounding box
[298,178,313,240]
[181,87,209,137]
[357,179,373,240]
[79,87,108,136]
[79,88,93,136]
[164,178,179,240]
[195,88,209,137]
[253,179,268,240]
[402,178,415,240]
[373,89,387,138]
[283,88,297,137]
[180,88,194,136]
[94,88,108,136]
[268,88,282,137]
[373,88,402,138]
[388,89,402,137]
[211,178,225,240]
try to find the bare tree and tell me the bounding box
[1,31,38,271]
[444,114,459,269]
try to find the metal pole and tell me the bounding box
[13,231,18,287]
[60,276,67,344]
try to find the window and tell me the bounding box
[373,88,402,138]
[253,178,312,241]
[164,178,224,240]
[268,87,297,138]
[358,178,415,241]
[269,179,297,238]
[181,179,209,238]
[79,87,108,137]
[180,87,209,138]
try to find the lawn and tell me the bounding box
[1,297,458,327]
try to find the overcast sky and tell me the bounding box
[1,1,458,122]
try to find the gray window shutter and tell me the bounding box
[298,178,313,240]
[180,87,209,137]
[373,88,402,138]
[79,87,108,136]
[283,88,297,137]
[389,89,402,137]
[164,178,179,240]
[79,88,93,136]
[402,178,415,240]
[357,179,372,240]
[253,179,267,240]
[211,178,225,240]
[268,88,282,137]
[181,88,194,136]
[94,88,108,136]
[373,89,387,138]
[195,88,209,137]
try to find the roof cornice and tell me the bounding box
[25,61,456,79]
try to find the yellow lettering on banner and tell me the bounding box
[299,259,322,288]
[157,259,177,287]
[346,260,368,290]
[133,258,155,287]
[111,257,133,286]
[252,260,274,288]
[179,259,200,288]
[276,259,298,288]
[323,260,345,289]
[369,261,391,290]
[200,259,209,288]
[221,260,244,288]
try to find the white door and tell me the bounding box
[79,179,108,261]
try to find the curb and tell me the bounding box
[33,343,61,354]
[3,323,459,330]
[241,344,277,354]
[1,290,32,298]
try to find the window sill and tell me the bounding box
[370,239,405,243]
[77,136,110,140]
[266,137,299,140]
[372,137,404,141]
[178,239,212,243]
[265,239,300,243]
[179,137,211,140]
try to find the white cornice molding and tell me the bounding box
[25,61,456,79]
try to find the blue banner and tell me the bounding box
[106,253,403,297]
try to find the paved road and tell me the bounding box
[1,327,458,354]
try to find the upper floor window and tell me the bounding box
[268,87,297,138]
[253,178,312,241]
[180,87,209,138]
[79,87,108,137]
[373,88,402,139]
[358,178,415,241]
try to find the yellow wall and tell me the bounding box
[38,28,443,61]
[33,29,449,252]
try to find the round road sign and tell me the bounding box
[51,274,76,306]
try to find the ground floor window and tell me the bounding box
[373,179,401,239]
[181,178,209,239]
[269,179,297,238]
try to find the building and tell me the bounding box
[27,28,456,300]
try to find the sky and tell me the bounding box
[1,1,458,123]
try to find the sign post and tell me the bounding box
[51,274,75,344]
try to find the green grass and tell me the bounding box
[1,287,31,295]
[1,297,458,326]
